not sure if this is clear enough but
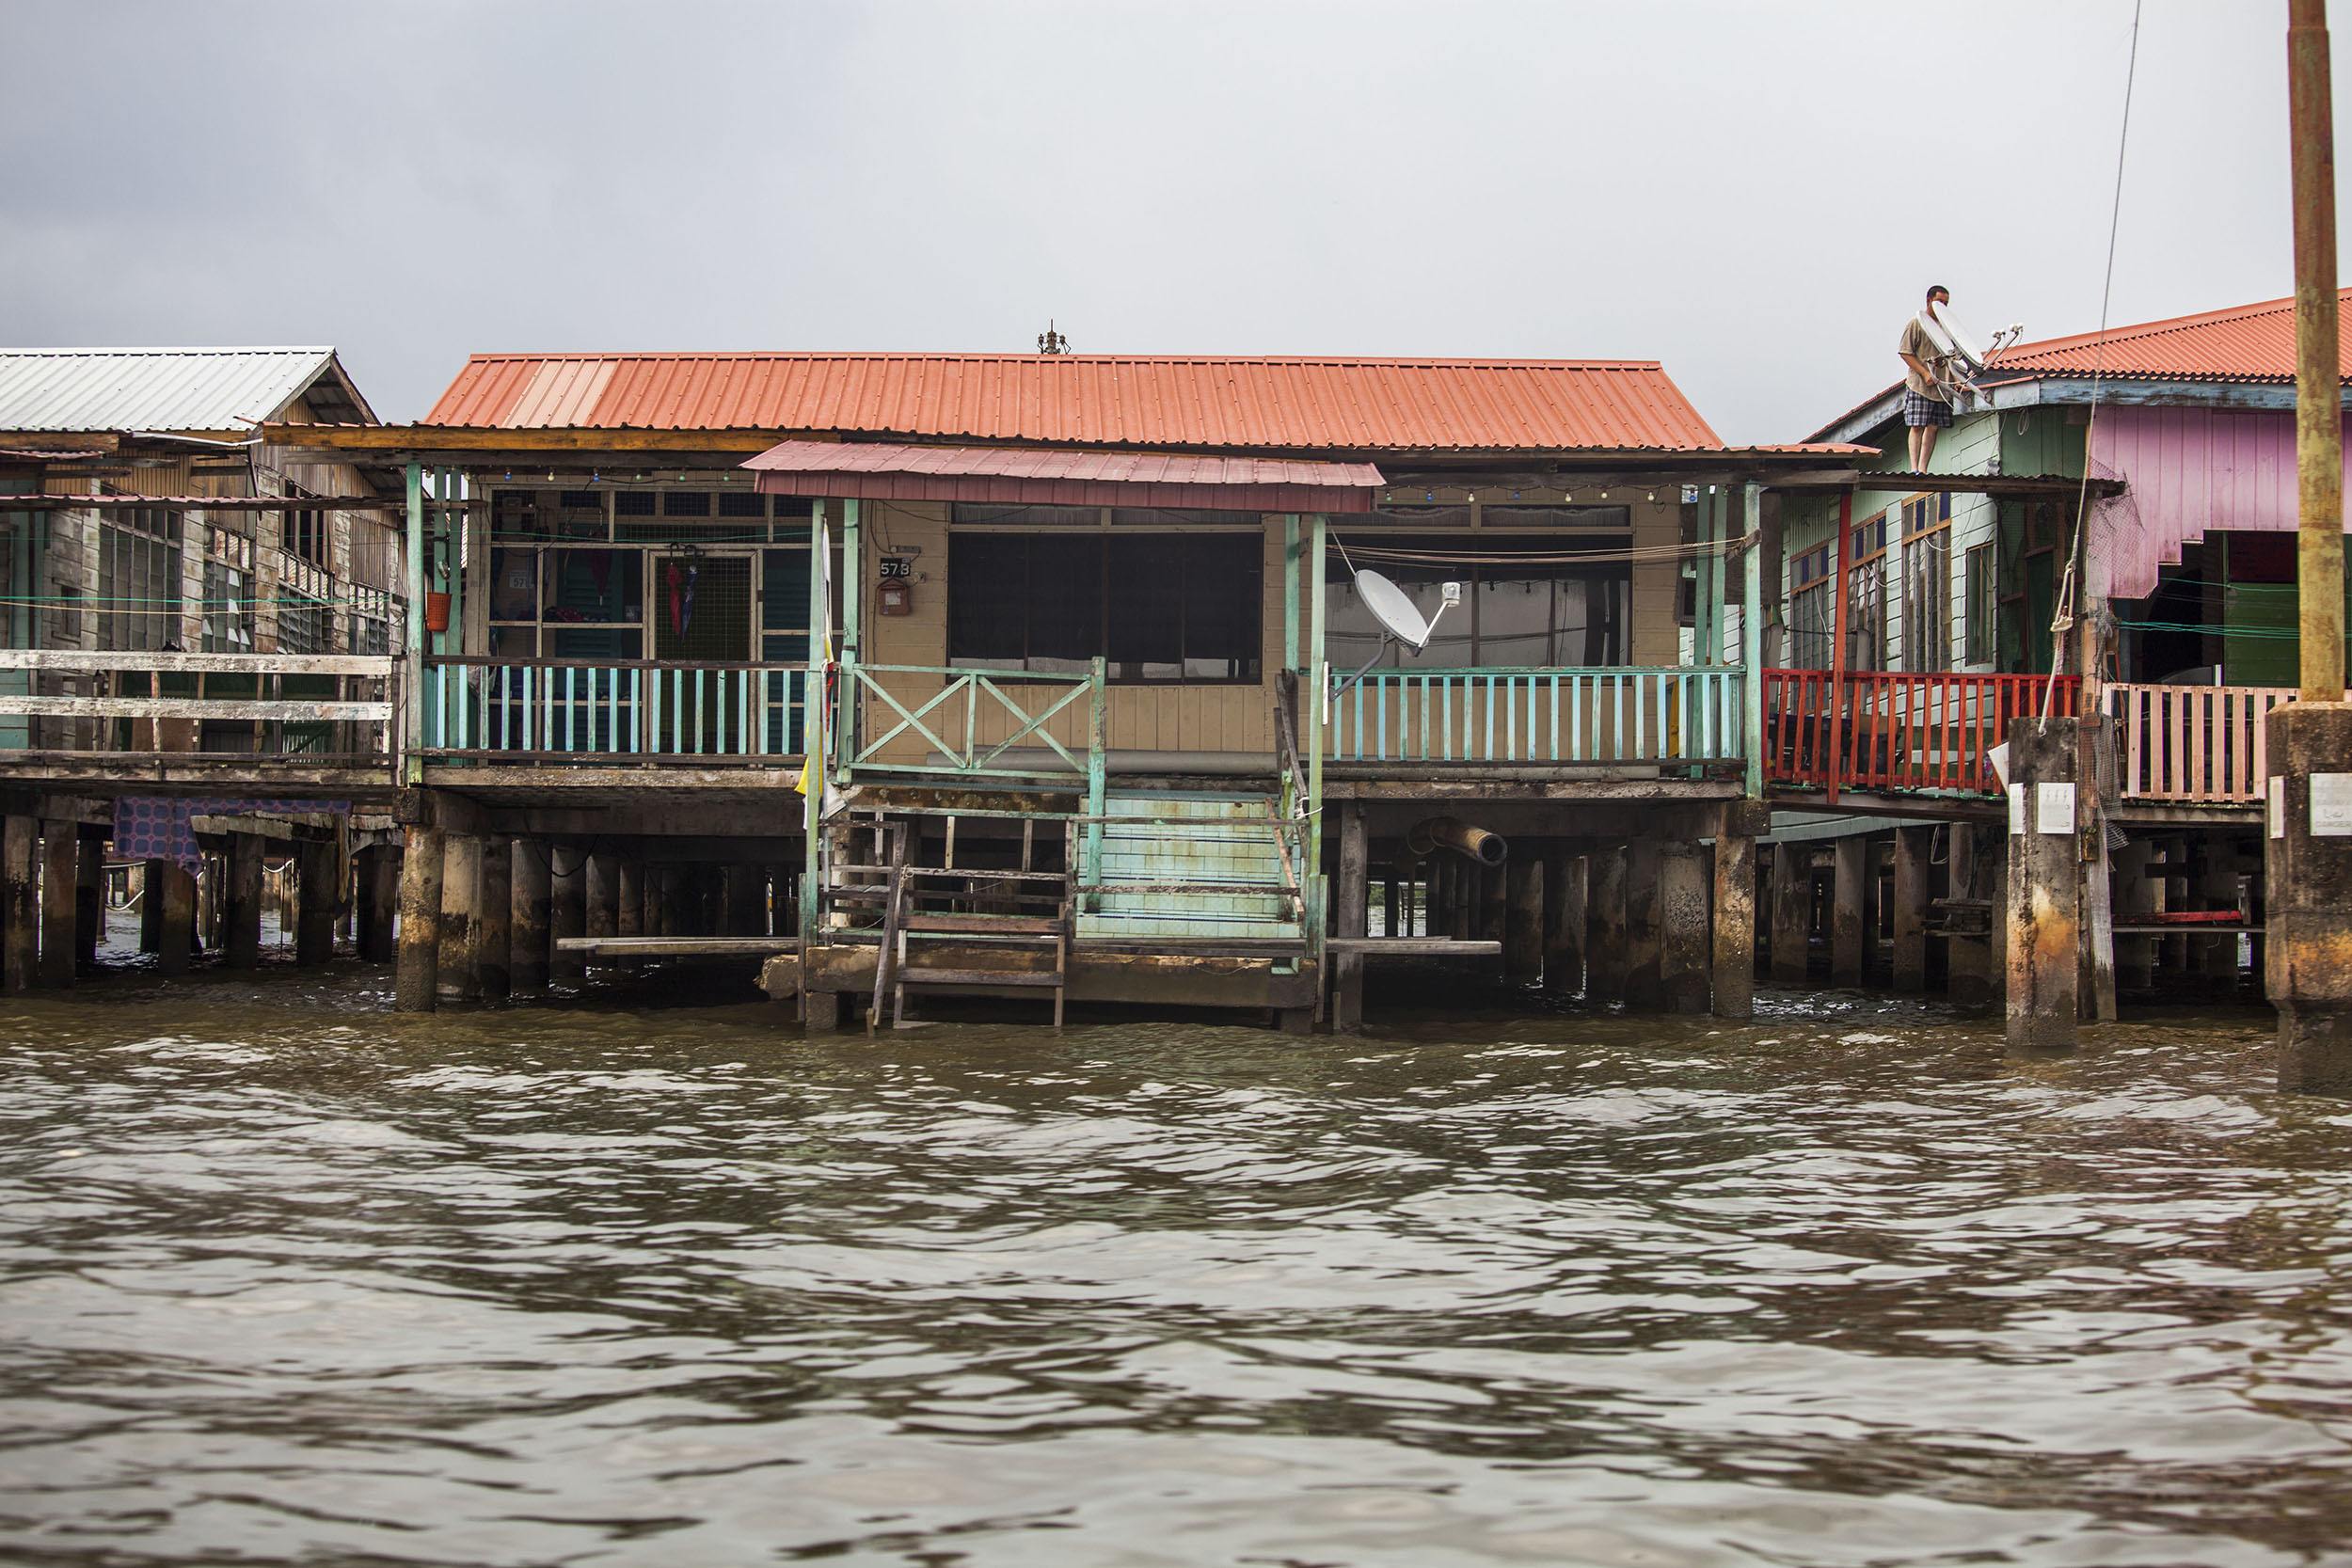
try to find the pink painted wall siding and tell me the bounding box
[2090,404,2349,599]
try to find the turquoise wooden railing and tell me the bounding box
[418,657,808,761]
[1325,666,1746,765]
[842,661,1104,781]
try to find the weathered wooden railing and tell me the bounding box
[1323,666,1745,767]
[2106,681,2309,804]
[0,649,395,761]
[418,657,808,763]
[1763,669,2078,797]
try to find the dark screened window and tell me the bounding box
[950,531,1261,683]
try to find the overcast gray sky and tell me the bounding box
[1,1,2337,442]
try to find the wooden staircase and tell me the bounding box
[1076,789,1310,951]
[821,815,1074,1030]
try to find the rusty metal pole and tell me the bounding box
[2292,0,2343,700]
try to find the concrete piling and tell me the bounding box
[550,849,585,982]
[2265,701,2352,1094]
[74,835,102,970]
[477,840,513,1003]
[1333,805,1367,1032]
[1543,849,1586,996]
[1624,840,1664,1008]
[437,833,482,1004]
[394,824,444,1012]
[1659,841,1709,1014]
[1504,854,1543,987]
[2006,717,2082,1057]
[1711,810,1759,1021]
[1831,836,1867,987]
[40,821,77,986]
[296,840,337,968]
[1892,826,1931,992]
[1586,843,1629,1003]
[1768,840,1808,984]
[511,840,550,996]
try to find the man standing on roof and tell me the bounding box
[1899,283,1959,470]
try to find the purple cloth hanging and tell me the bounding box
[112,799,349,873]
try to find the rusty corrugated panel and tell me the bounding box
[1994,288,2352,384]
[421,353,1725,452]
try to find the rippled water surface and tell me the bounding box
[3,965,2351,1566]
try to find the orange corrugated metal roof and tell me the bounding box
[421,353,1726,453]
[1988,287,2352,384]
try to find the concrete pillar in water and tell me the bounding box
[1477,859,1507,947]
[1586,843,1630,1003]
[619,858,644,941]
[2006,717,2082,1057]
[1542,849,1586,995]
[40,821,77,987]
[2265,702,2352,1093]
[75,834,103,969]
[395,826,445,1011]
[1382,878,1399,940]
[4,816,37,993]
[511,841,550,996]
[225,833,264,970]
[1892,826,1932,992]
[1659,841,1709,1014]
[1831,836,1867,987]
[1449,859,1471,942]
[1947,825,2000,1007]
[584,853,619,976]
[296,840,337,968]
[1504,854,1544,987]
[1333,804,1367,1032]
[1623,840,1665,1009]
[1768,840,1809,984]
[437,832,482,1004]
[1711,807,1760,1021]
[477,839,513,1003]
[1426,857,1449,940]
[550,848,586,982]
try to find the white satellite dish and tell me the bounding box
[1331,567,1462,699]
[1357,568,1437,652]
[1923,301,1988,371]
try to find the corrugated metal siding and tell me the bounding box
[2089,404,2345,599]
[423,353,1726,452]
[0,348,345,433]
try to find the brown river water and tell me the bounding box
[3,955,2350,1566]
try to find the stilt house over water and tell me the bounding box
[1758,290,2352,1014]
[0,348,404,982]
[270,350,1859,1027]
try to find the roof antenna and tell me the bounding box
[1037,321,1071,355]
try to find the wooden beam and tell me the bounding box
[0,650,392,675]
[555,935,800,957]
[0,696,389,721]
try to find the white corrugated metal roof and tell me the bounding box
[0,348,373,434]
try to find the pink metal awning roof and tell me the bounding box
[744,439,1385,512]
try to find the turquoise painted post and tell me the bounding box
[1086,655,1108,903]
[439,468,463,661]
[403,461,425,783]
[1282,514,1301,673]
[802,499,829,947]
[1742,482,1765,797]
[1707,486,1729,665]
[1307,515,1327,826]
[836,498,861,784]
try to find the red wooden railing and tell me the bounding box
[1763,669,2080,796]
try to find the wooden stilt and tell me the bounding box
[155,861,195,974]
[1831,836,1867,987]
[2007,718,2081,1056]
[4,817,37,993]
[225,833,263,970]
[296,839,337,967]
[75,834,102,969]
[40,821,76,987]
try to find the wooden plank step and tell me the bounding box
[901,913,1064,934]
[556,936,800,957]
[1327,937,1502,956]
[898,967,1065,988]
